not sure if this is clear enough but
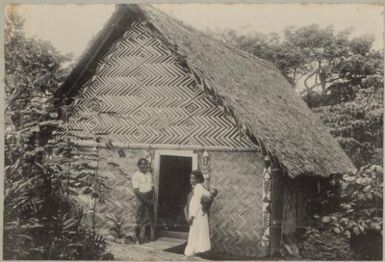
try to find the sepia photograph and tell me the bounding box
[3,2,384,260]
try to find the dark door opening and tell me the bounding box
[157,155,192,233]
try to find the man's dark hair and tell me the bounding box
[137,158,148,167]
[191,170,204,183]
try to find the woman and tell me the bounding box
[184,170,211,257]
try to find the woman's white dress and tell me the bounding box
[184,183,211,256]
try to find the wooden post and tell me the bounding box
[147,148,155,241]
[153,151,160,240]
[91,144,98,232]
[269,160,284,257]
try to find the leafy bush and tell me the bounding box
[4,10,108,260]
[299,228,354,260]
[4,119,109,260]
[320,165,382,239]
[303,165,383,260]
[313,81,383,167]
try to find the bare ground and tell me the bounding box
[107,242,206,261]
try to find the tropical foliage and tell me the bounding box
[313,77,383,167]
[302,165,383,260]
[4,11,109,260]
[329,165,382,237]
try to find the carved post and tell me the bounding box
[260,155,272,249]
[202,150,210,188]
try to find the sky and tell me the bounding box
[9,4,385,60]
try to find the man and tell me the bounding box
[132,158,154,243]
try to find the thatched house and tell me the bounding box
[55,4,355,258]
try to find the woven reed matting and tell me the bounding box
[209,151,268,257]
[59,21,253,149]
[94,148,147,236]
[76,147,268,257]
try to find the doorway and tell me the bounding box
[158,155,191,232]
[154,150,198,238]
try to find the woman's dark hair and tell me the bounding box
[137,158,148,167]
[191,170,204,183]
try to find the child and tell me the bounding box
[201,188,218,214]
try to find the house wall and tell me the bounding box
[85,147,267,257]
[209,151,267,257]
[94,148,147,236]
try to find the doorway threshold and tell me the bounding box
[138,236,186,251]
[159,230,188,240]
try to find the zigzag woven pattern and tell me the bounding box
[62,21,254,149]
[95,148,147,235]
[209,151,268,257]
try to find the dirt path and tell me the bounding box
[107,242,206,261]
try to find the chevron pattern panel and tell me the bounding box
[83,148,147,236]
[209,151,268,257]
[61,21,254,149]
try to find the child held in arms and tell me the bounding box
[201,188,218,214]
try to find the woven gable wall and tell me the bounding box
[61,21,254,149]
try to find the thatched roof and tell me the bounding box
[56,4,355,178]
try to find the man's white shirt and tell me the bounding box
[132,171,153,193]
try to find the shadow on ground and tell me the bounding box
[163,243,269,260]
